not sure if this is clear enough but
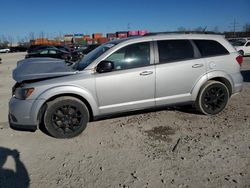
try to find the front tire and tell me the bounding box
[44,96,89,138]
[196,81,229,115]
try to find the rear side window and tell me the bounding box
[157,40,194,63]
[193,40,229,57]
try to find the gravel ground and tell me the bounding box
[0,53,249,188]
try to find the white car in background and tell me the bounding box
[233,40,250,56]
[0,48,10,53]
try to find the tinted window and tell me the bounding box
[40,50,49,54]
[194,40,229,57]
[49,50,57,54]
[106,42,150,70]
[157,40,194,63]
[246,42,250,47]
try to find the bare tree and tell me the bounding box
[24,36,29,42]
[39,31,45,39]
[212,26,219,33]
[243,23,250,32]
[1,35,7,42]
[8,36,14,47]
[28,32,35,40]
[193,27,204,32]
[0,35,9,48]
[177,27,186,32]
[57,31,63,41]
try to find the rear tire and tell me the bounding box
[44,96,89,138]
[238,50,244,56]
[196,81,229,115]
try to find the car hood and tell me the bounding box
[13,58,77,83]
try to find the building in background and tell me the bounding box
[116,31,128,38]
[92,33,103,39]
[64,34,73,46]
[29,29,149,47]
[128,30,139,36]
[107,33,116,40]
[30,38,60,45]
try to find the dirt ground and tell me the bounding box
[0,52,249,188]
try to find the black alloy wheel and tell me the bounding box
[196,81,229,115]
[52,105,83,134]
[44,97,89,138]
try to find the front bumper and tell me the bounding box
[9,115,37,131]
[9,97,45,130]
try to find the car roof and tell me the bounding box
[144,33,224,40]
[108,34,227,47]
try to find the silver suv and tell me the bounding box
[9,34,243,138]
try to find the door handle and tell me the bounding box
[192,64,204,68]
[140,71,153,76]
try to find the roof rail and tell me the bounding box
[144,31,221,36]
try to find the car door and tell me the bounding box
[155,39,206,106]
[95,42,155,115]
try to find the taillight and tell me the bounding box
[236,55,243,66]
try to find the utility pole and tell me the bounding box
[229,18,241,37]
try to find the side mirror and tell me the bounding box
[96,61,114,73]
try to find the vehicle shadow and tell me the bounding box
[241,70,250,82]
[0,147,30,188]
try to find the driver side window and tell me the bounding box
[246,42,250,47]
[106,42,150,70]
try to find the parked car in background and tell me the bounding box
[9,34,243,138]
[0,48,10,53]
[25,48,71,61]
[228,38,246,44]
[70,44,100,62]
[81,44,100,55]
[10,46,28,52]
[54,45,71,52]
[27,45,57,53]
[233,40,250,56]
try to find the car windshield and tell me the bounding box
[73,39,130,71]
[72,37,136,71]
[72,43,115,71]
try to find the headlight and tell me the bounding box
[14,88,34,100]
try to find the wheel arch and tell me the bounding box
[208,77,232,96]
[33,86,99,129]
[37,93,96,131]
[191,71,233,100]
[46,93,93,118]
